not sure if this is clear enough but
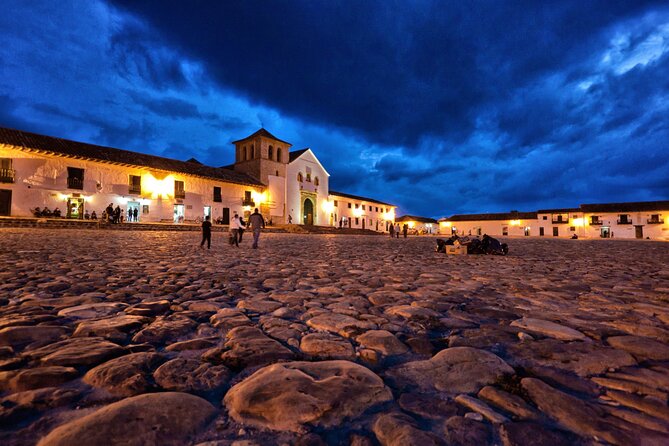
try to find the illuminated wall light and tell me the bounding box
[572,218,584,227]
[321,201,334,213]
[441,221,452,227]
[251,190,267,204]
[408,221,415,228]
[143,174,173,199]
[510,219,521,226]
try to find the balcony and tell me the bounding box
[242,198,255,207]
[67,177,84,190]
[128,186,142,195]
[589,220,603,225]
[617,219,632,225]
[647,218,665,224]
[174,190,186,199]
[0,168,15,183]
[551,218,569,224]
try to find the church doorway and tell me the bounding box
[303,198,314,225]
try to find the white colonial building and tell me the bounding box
[439,201,669,240]
[0,126,396,229]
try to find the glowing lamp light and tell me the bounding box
[252,190,267,204]
[382,209,396,221]
[322,201,334,213]
[572,218,584,227]
[57,193,68,201]
[441,221,452,228]
[510,219,521,226]
[408,221,415,228]
[143,174,174,199]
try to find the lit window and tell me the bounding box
[297,173,303,182]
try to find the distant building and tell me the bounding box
[395,215,438,234]
[0,127,396,229]
[439,201,669,240]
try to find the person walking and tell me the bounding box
[403,223,408,238]
[389,223,395,238]
[395,223,400,238]
[248,208,266,249]
[200,215,212,249]
[229,212,243,247]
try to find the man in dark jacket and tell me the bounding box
[248,208,266,249]
[200,215,212,249]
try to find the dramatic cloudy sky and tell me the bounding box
[1,1,668,217]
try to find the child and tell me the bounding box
[200,215,212,249]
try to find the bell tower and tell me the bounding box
[232,128,291,185]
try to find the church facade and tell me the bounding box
[0,127,396,230]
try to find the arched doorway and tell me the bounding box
[303,198,314,225]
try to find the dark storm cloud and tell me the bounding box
[108,0,665,150]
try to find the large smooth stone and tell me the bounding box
[306,313,377,338]
[356,330,409,356]
[224,360,392,432]
[606,336,669,361]
[386,347,514,394]
[6,366,78,392]
[299,332,355,359]
[131,315,197,345]
[57,303,126,320]
[0,326,68,348]
[510,318,587,341]
[37,392,216,446]
[385,305,440,320]
[153,358,230,394]
[521,377,631,445]
[73,315,148,341]
[220,326,294,370]
[29,338,125,368]
[83,352,165,397]
[373,412,443,446]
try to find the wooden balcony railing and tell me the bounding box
[0,168,15,183]
[67,177,84,190]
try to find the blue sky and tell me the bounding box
[1,0,668,218]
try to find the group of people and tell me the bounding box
[100,203,139,224]
[389,223,410,238]
[31,207,62,218]
[200,208,266,250]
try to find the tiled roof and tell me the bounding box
[231,128,292,146]
[329,190,394,207]
[289,148,309,162]
[441,211,537,222]
[580,201,669,213]
[536,208,580,213]
[395,215,438,224]
[0,126,263,187]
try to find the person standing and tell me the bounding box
[395,223,400,238]
[200,215,212,249]
[133,207,139,222]
[248,208,266,249]
[389,223,395,238]
[238,215,246,244]
[229,212,243,247]
[114,205,121,224]
[403,224,408,238]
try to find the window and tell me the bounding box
[314,177,319,186]
[251,145,255,159]
[67,167,84,190]
[243,146,247,160]
[243,190,254,206]
[376,207,379,212]
[334,200,338,206]
[297,173,303,182]
[362,205,365,210]
[306,173,311,182]
[128,175,141,194]
[542,216,547,220]
[355,204,359,208]
[174,180,185,199]
[0,158,14,183]
[355,218,359,225]
[348,203,351,208]
[277,148,282,162]
[268,145,273,160]
[618,214,631,224]
[213,186,222,202]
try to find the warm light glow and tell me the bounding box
[57,193,68,201]
[252,190,268,204]
[510,219,521,226]
[441,221,452,227]
[143,174,174,198]
[408,221,415,228]
[83,195,93,203]
[321,200,334,213]
[352,207,364,217]
[572,218,584,227]
[382,209,396,221]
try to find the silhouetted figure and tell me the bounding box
[200,215,212,249]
